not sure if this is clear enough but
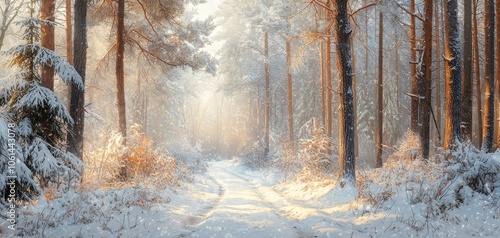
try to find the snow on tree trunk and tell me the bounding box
[482,0,495,152]
[443,0,462,150]
[333,0,355,185]
[68,0,88,160]
[462,0,473,140]
[496,0,500,147]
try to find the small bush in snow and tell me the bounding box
[83,124,196,190]
[239,139,270,169]
[297,118,335,181]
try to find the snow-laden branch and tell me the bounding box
[5,44,84,90]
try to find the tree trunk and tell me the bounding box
[320,41,326,126]
[496,0,500,147]
[264,31,270,157]
[376,12,383,168]
[65,0,73,110]
[66,0,73,65]
[410,0,418,133]
[325,1,333,139]
[350,25,359,164]
[473,0,483,146]
[395,37,401,112]
[257,85,261,134]
[462,0,473,140]
[286,38,294,142]
[482,0,495,152]
[116,0,127,145]
[435,1,442,145]
[68,0,87,160]
[443,0,462,150]
[420,0,433,159]
[332,0,355,185]
[41,0,55,90]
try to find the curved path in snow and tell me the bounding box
[179,160,313,238]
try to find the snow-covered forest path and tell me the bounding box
[179,160,311,238]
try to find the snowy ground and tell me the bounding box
[6,158,500,237]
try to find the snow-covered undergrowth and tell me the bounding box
[238,131,500,236]
[240,118,336,182]
[15,173,221,237]
[81,124,205,190]
[11,129,212,237]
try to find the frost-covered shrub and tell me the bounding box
[166,138,206,174]
[386,130,421,163]
[0,13,83,203]
[83,130,126,187]
[84,125,194,189]
[239,139,269,169]
[297,118,335,181]
[428,141,500,212]
[446,141,500,194]
[358,133,500,217]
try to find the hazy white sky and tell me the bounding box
[192,0,224,56]
[193,0,223,20]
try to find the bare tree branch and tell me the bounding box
[350,0,381,17]
[393,0,424,21]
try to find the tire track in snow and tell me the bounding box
[178,174,225,237]
[219,166,318,238]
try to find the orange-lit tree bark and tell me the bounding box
[264,31,270,157]
[473,0,482,146]
[41,0,55,90]
[419,0,433,159]
[65,0,73,110]
[462,0,473,140]
[116,0,127,146]
[332,0,355,184]
[376,12,383,168]
[482,0,495,152]
[443,0,462,150]
[410,0,418,133]
[68,0,87,159]
[66,0,73,65]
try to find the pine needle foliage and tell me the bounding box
[0,2,83,203]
